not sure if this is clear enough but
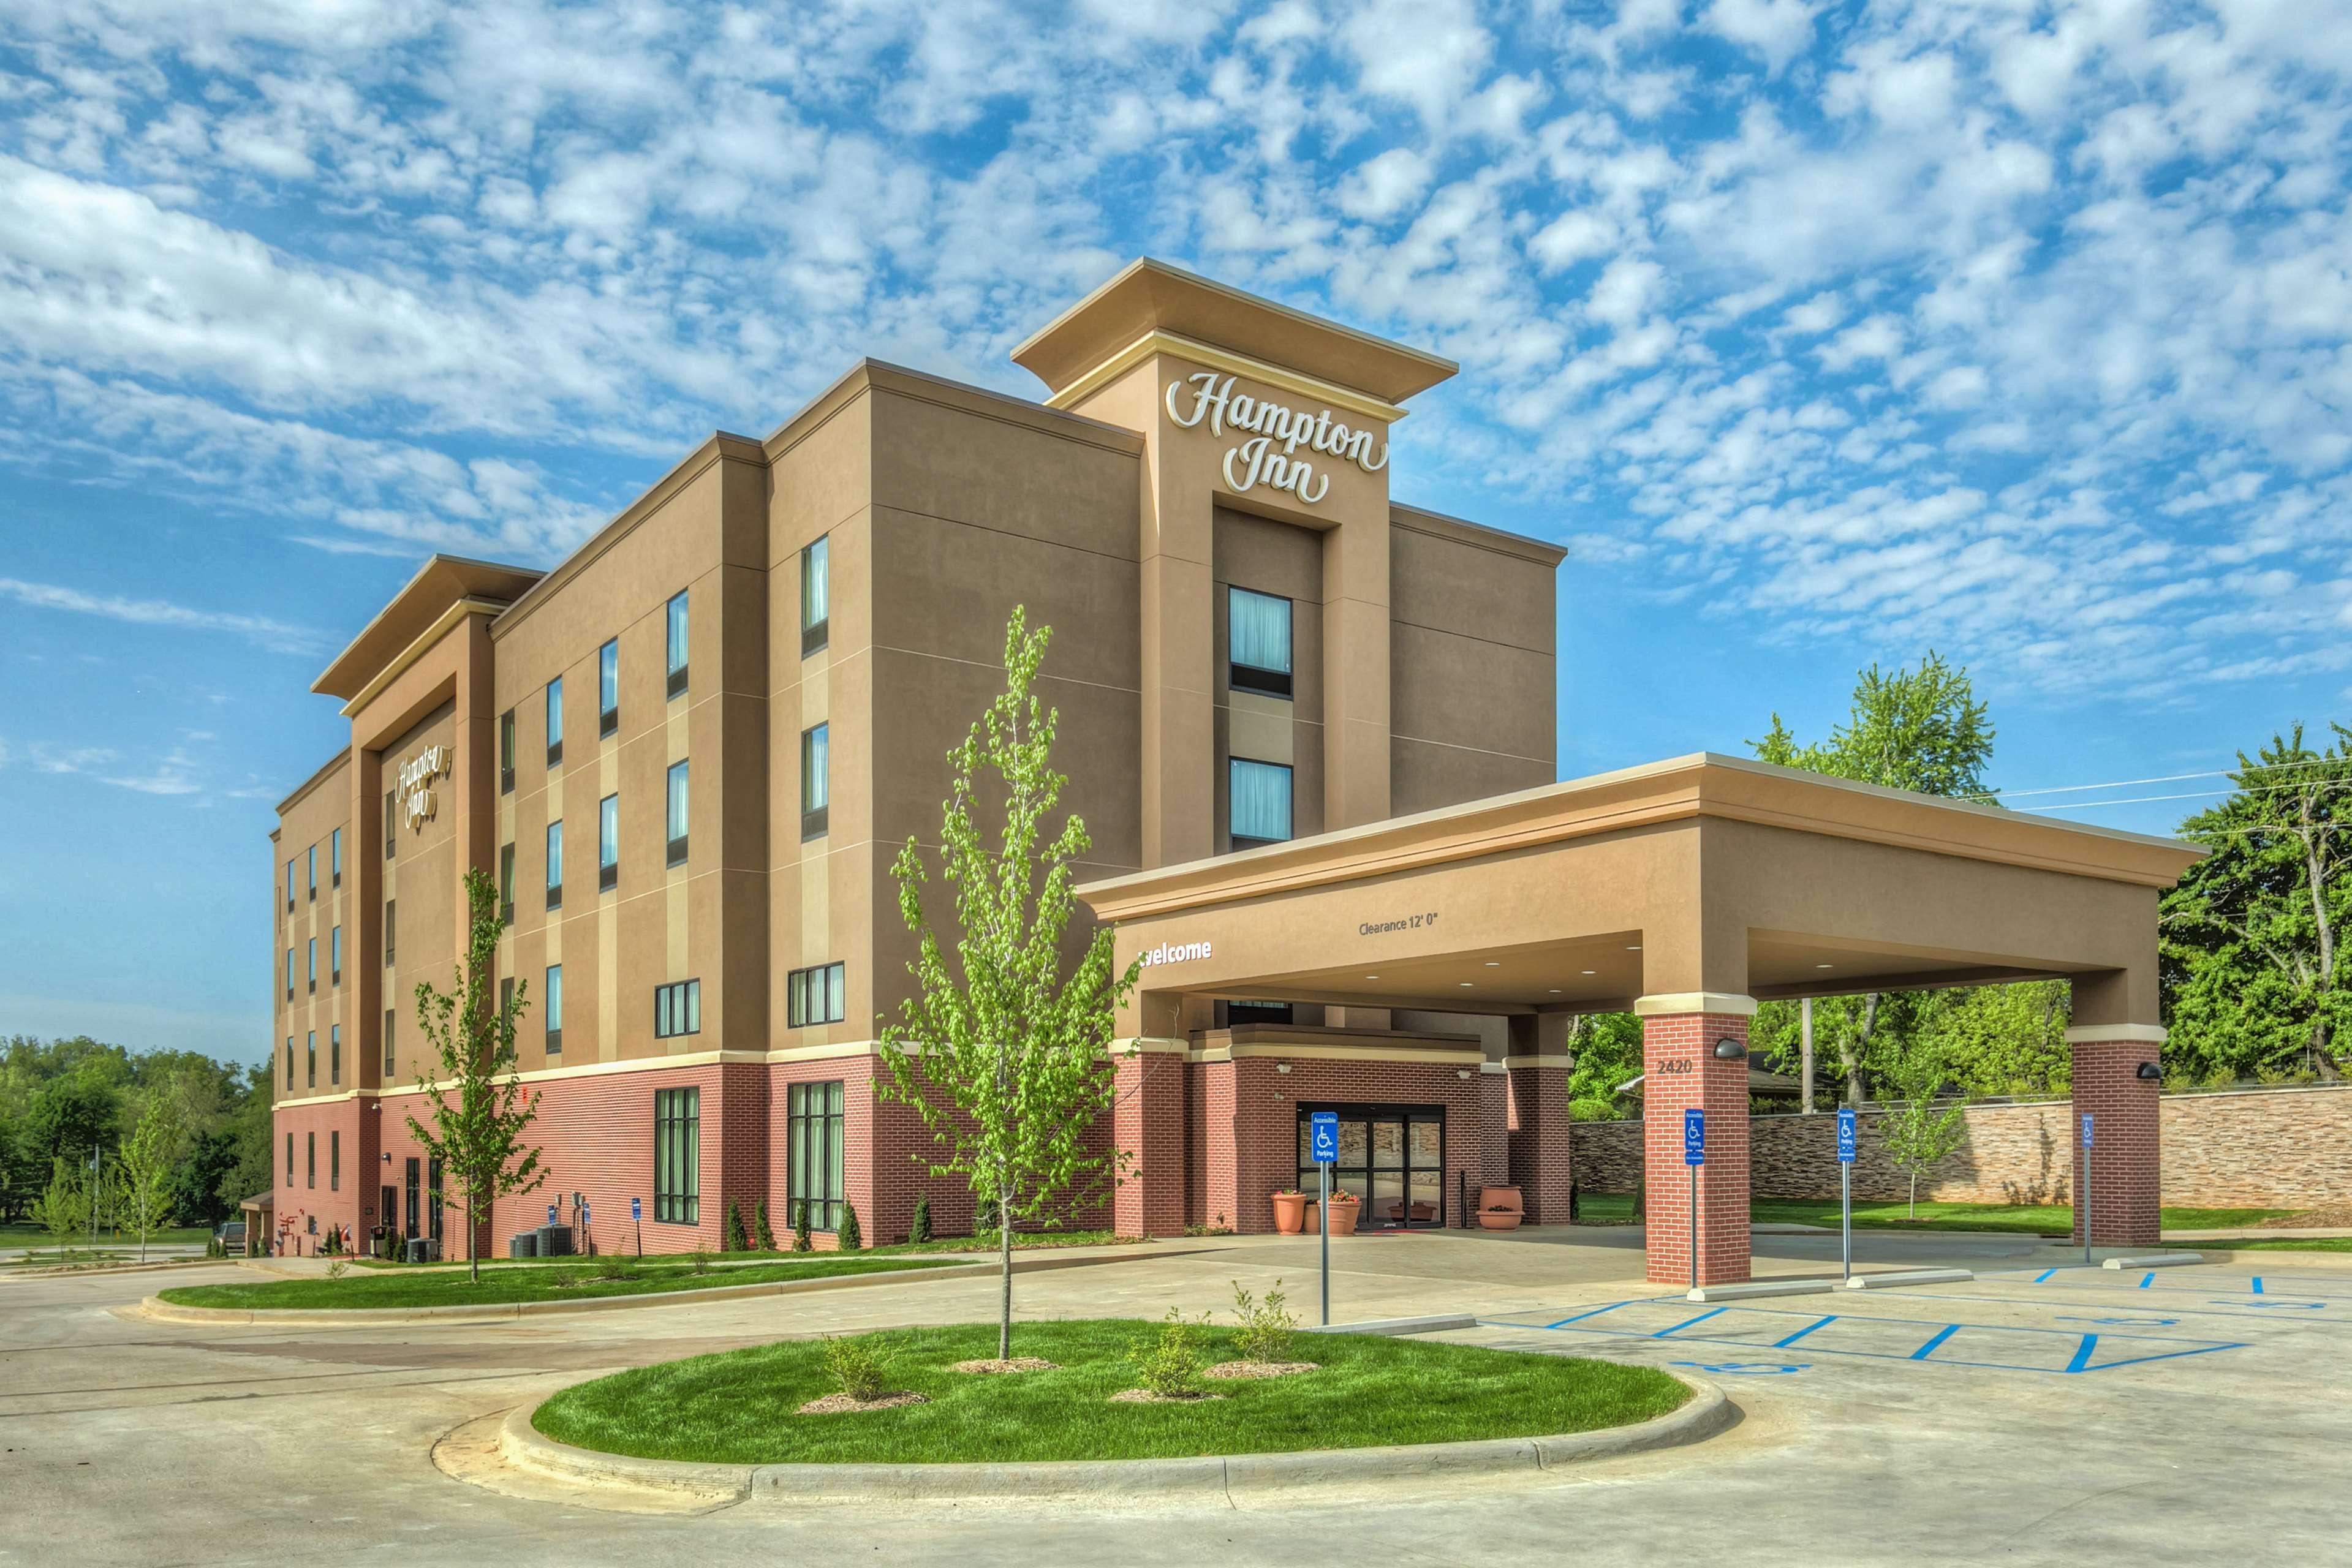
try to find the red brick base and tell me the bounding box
[2071,1034,2163,1248]
[1507,1065,1573,1224]
[1642,1012,1752,1286]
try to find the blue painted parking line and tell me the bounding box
[2140,1273,2157,1289]
[2252,1277,2264,1294]
[1772,1315,1836,1348]
[1910,1324,1961,1361]
[1864,1287,2344,1327]
[2033,1268,2059,1283]
[1649,1306,1730,1339]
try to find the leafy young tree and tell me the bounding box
[877,607,1143,1362]
[31,1156,91,1257]
[407,868,547,1281]
[115,1096,183,1262]
[2162,725,2352,1082]
[1878,1044,1972,1218]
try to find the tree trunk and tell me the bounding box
[1908,1171,1918,1221]
[469,1198,480,1283]
[997,1167,1014,1362]
[1845,994,1880,1106]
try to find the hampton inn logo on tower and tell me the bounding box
[1164,371,1388,505]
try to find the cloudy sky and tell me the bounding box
[2,0,2345,1061]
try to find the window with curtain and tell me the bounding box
[599,638,619,734]
[666,590,689,695]
[787,962,845,1027]
[667,760,689,865]
[330,1024,341,1084]
[1228,587,1293,697]
[545,820,564,907]
[499,709,516,791]
[599,793,619,890]
[1230,758,1293,848]
[330,829,342,886]
[801,535,830,654]
[330,925,341,982]
[284,1036,293,1088]
[654,1087,700,1224]
[801,723,829,839]
[788,1080,845,1231]
[545,677,564,764]
[383,1009,394,1076]
[306,1030,316,1088]
[655,979,702,1038]
[545,964,563,1054]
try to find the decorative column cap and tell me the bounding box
[2063,1023,2167,1045]
[1632,992,1758,1018]
[1502,1055,1574,1070]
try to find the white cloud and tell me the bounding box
[1704,0,1819,75]
[0,577,321,653]
[1337,148,1432,220]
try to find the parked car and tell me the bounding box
[214,1221,247,1253]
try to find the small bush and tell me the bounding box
[548,1267,580,1288]
[725,1200,749,1253]
[754,1200,776,1251]
[1128,1308,1208,1396]
[686,1249,712,1276]
[793,1202,813,1253]
[324,1258,349,1281]
[909,1193,932,1246]
[838,1202,863,1252]
[592,1252,636,1283]
[822,1335,891,1403]
[1230,1279,1296,1363]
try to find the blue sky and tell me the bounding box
[2,1,2346,1064]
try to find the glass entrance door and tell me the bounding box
[1296,1106,1446,1227]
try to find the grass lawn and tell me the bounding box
[2204,1235,2352,1253]
[532,1319,1689,1464]
[350,1227,1131,1270]
[156,1254,959,1310]
[0,1226,210,1254]
[1572,1194,2296,1234]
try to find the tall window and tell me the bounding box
[330,1023,341,1085]
[666,760,689,866]
[384,899,396,965]
[384,790,396,858]
[545,964,564,1055]
[330,828,343,888]
[788,1081,845,1231]
[285,948,294,1001]
[330,924,342,984]
[499,843,515,922]
[307,1131,316,1188]
[284,1036,293,1089]
[1228,587,1294,698]
[788,962,845,1027]
[598,638,619,736]
[499,709,516,793]
[306,845,317,899]
[330,1130,340,1192]
[801,535,830,654]
[307,938,317,993]
[599,793,619,891]
[284,1131,293,1186]
[654,979,702,1038]
[306,1030,316,1088]
[801,723,829,840]
[285,858,296,911]
[654,1087,700,1224]
[383,1009,395,1076]
[545,820,564,908]
[545,677,564,766]
[1230,758,1294,850]
[666,590,689,696]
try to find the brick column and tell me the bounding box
[2068,1026,2164,1248]
[1637,997,1754,1287]
[1113,1042,1187,1238]
[1506,1057,1573,1224]
[1478,1063,1511,1215]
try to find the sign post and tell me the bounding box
[2080,1113,2094,1264]
[1836,1107,1858,1281]
[1684,1107,1706,1294]
[1310,1112,1339,1326]
[632,1196,643,1258]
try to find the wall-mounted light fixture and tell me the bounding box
[2135,1061,2163,1080]
[1275,1063,1291,1074]
[1457,1069,1472,1080]
[1712,1038,1747,1061]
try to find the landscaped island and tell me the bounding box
[531,1320,1690,1465]
[156,1254,957,1310]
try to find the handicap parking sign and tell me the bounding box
[2081,1113,2094,1148]
[1684,1107,1705,1167]
[1836,1107,1857,1164]
[631,1197,642,1221]
[1310,1111,1339,1164]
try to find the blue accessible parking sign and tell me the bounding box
[632,1197,642,1221]
[1684,1107,1706,1166]
[2081,1114,2094,1148]
[1837,1107,1857,1163]
[1310,1111,1339,1164]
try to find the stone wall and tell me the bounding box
[1569,1084,2352,1209]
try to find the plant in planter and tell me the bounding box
[1309,1191,1361,1236]
[1270,1188,1308,1234]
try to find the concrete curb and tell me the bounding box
[132,1250,1157,1327]
[497,1370,1731,1504]
[1686,1278,1839,1303]
[1843,1268,1973,1289]
[2102,1253,2204,1270]
[1299,1313,1478,1336]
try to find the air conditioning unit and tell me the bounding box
[535,1224,575,1257]
[509,1233,540,1259]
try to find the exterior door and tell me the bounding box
[1296,1106,1447,1227]
[403,1158,420,1238]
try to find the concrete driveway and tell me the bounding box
[4,1227,2345,1567]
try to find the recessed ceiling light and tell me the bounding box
[1484,961,1500,967]
[1581,970,1596,976]
[1548,988,1562,994]
[1365,974,1379,980]
[1816,963,1834,970]
[1626,944,1642,951]
[1459,981,1474,988]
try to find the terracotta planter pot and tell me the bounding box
[1271,1193,1307,1235]
[1477,1209,1524,1231]
[1317,1194,1359,1237]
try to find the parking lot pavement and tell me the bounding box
[6,1240,2350,1567]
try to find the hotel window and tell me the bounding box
[545,964,563,1055]
[653,1087,700,1224]
[285,1132,293,1187]
[284,1036,293,1089]
[545,676,564,766]
[654,979,701,1039]
[382,1009,395,1076]
[801,536,830,655]
[1228,587,1294,698]
[306,1131,315,1189]
[501,976,513,1023]
[599,638,619,737]
[666,589,689,697]
[330,924,342,985]
[307,938,317,994]
[307,845,317,900]
[285,948,295,1001]
[330,1130,340,1192]
[306,1030,316,1088]
[788,1080,845,1232]
[330,829,342,888]
[666,760,689,867]
[285,858,296,911]
[384,790,396,858]
[500,709,516,793]
[1230,759,1294,850]
[499,843,515,924]
[787,962,845,1027]
[545,820,563,910]
[330,1023,341,1085]
[384,900,396,966]
[599,793,619,891]
[801,723,829,840]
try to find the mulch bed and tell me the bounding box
[951,1357,1061,1374]
[1108,1389,1223,1404]
[2263,1205,2352,1229]
[796,1391,931,1415]
[1202,1360,1319,1380]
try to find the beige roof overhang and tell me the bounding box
[1011,257,1459,408]
[312,554,540,702]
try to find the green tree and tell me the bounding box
[31,1156,91,1257]
[1563,1013,1645,1120]
[877,608,1143,1362]
[2162,725,2352,1082]
[115,1096,183,1262]
[407,868,547,1281]
[1878,1044,1972,1218]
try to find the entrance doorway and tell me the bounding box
[403,1158,420,1238]
[1296,1105,1446,1227]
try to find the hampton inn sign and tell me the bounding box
[1163,370,1390,505]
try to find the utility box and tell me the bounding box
[509,1233,539,1259]
[535,1224,575,1257]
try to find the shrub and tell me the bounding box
[793,1202,813,1253]
[1128,1308,1208,1396]
[686,1248,713,1276]
[725,1200,749,1253]
[909,1192,932,1246]
[592,1252,636,1283]
[325,1258,350,1281]
[822,1335,891,1403]
[548,1267,580,1287]
[754,1200,776,1251]
[838,1202,863,1253]
[1230,1279,1296,1363]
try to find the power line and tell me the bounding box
[1979,753,2350,801]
